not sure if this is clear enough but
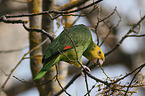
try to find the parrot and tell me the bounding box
[34,24,105,80]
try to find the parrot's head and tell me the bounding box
[83,42,105,65]
[90,45,105,65]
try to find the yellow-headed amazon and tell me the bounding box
[34,24,105,80]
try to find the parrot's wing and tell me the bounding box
[42,24,92,63]
[42,46,74,63]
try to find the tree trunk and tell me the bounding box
[27,0,49,96]
[41,0,58,95]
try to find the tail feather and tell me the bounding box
[34,71,47,80]
[34,58,59,80]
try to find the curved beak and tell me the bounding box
[99,53,105,65]
[92,58,104,65]
[98,59,104,65]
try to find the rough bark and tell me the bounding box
[27,0,47,96]
[41,0,57,95]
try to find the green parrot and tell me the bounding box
[34,24,105,80]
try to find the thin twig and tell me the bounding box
[23,22,54,42]
[86,72,109,86]
[112,63,145,85]
[85,73,90,96]
[105,15,145,56]
[0,16,54,42]
[99,7,122,47]
[63,28,78,59]
[55,65,71,96]
[124,63,145,96]
[99,64,111,80]
[1,38,48,90]
[0,67,8,76]
[53,73,81,96]
[0,0,103,20]
[84,83,97,96]
[0,46,28,53]
[127,34,145,37]
[0,16,28,23]
[63,28,88,72]
[13,75,56,86]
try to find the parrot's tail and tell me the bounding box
[34,71,47,80]
[34,57,60,80]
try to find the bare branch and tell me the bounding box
[125,63,145,95]
[112,63,145,85]
[0,16,54,42]
[1,38,48,90]
[0,16,28,24]
[84,73,90,96]
[105,15,145,56]
[0,0,103,19]
[22,22,54,42]
[0,46,27,53]
[99,7,122,47]
[53,73,81,96]
[60,0,89,11]
[55,65,71,96]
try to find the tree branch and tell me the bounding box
[105,15,145,56]
[0,0,103,19]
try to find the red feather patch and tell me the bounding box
[64,46,72,49]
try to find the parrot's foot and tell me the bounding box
[81,65,91,76]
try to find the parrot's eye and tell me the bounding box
[98,51,101,55]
